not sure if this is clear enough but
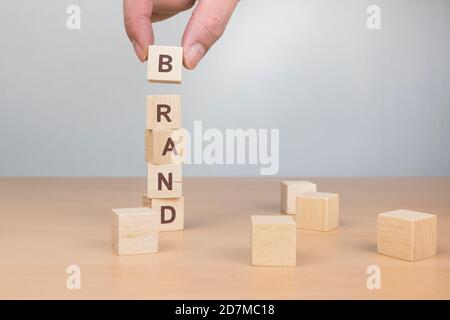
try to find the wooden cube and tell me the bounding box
[281,181,317,214]
[146,163,182,198]
[296,192,339,231]
[251,215,296,267]
[143,196,184,232]
[146,95,181,130]
[111,207,158,256]
[145,129,185,165]
[377,210,437,261]
[147,45,183,84]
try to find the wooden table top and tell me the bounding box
[0,177,449,299]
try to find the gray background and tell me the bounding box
[1,0,449,177]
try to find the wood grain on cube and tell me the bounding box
[377,209,437,261]
[145,129,185,165]
[111,207,158,256]
[296,192,339,231]
[281,181,317,214]
[147,45,183,84]
[146,163,182,198]
[146,95,181,130]
[251,215,296,267]
[143,196,184,232]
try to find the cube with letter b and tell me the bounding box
[147,45,183,84]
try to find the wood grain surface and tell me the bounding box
[0,177,449,299]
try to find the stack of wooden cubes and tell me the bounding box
[112,45,185,256]
[143,45,185,232]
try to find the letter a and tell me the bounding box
[162,138,178,156]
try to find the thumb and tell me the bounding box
[182,0,238,69]
[123,0,155,62]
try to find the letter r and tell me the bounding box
[157,104,172,123]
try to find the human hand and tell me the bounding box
[123,0,239,69]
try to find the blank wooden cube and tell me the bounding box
[377,210,437,261]
[147,45,183,84]
[146,163,182,198]
[296,192,339,231]
[251,215,296,267]
[111,207,158,256]
[146,95,181,130]
[145,129,185,165]
[143,196,184,232]
[281,181,317,214]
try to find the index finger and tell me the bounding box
[123,0,155,62]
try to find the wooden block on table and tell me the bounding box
[111,207,158,256]
[281,181,317,214]
[146,95,181,130]
[251,215,296,267]
[146,163,182,198]
[143,196,184,232]
[377,209,437,261]
[145,129,185,165]
[296,192,339,231]
[147,45,183,84]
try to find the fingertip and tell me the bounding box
[132,40,147,62]
[123,0,154,62]
[183,42,206,69]
[181,0,238,69]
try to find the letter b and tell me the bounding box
[147,46,183,84]
[159,54,173,72]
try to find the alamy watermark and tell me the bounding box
[66,5,81,30]
[66,265,81,290]
[169,121,279,175]
[366,5,381,30]
[366,265,381,290]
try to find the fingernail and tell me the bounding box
[132,40,146,62]
[184,43,206,69]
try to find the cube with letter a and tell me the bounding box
[145,129,185,165]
